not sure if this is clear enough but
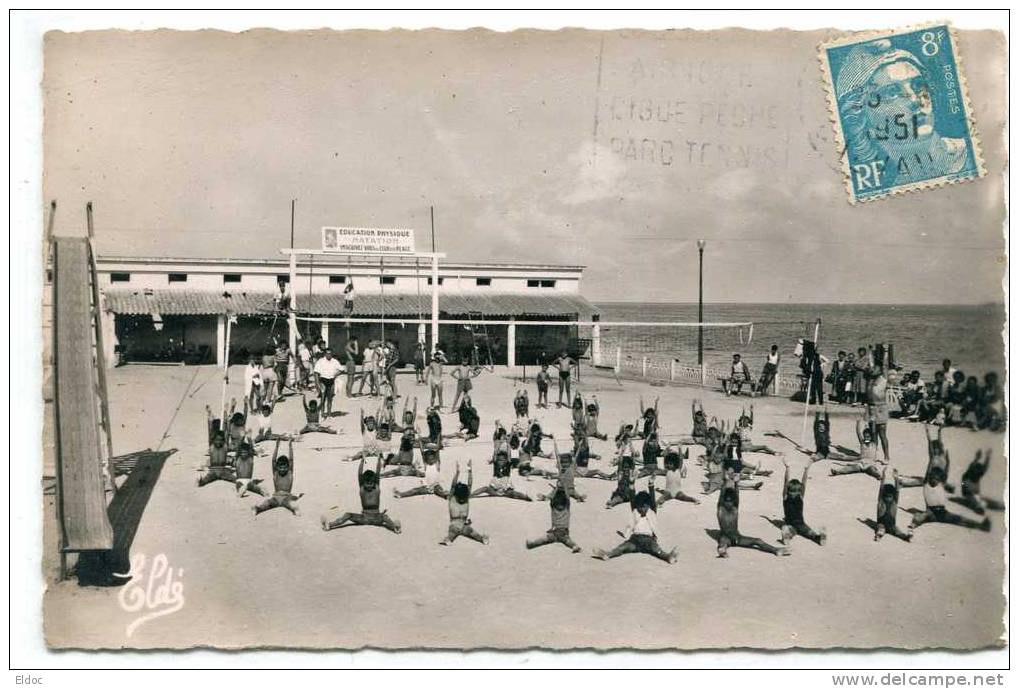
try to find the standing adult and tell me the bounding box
[552,350,576,407]
[313,348,344,418]
[867,363,891,461]
[757,345,781,396]
[344,335,360,397]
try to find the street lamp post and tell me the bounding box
[697,239,706,385]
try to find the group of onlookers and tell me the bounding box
[893,361,1005,431]
[722,345,1005,432]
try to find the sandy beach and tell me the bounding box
[42,364,1006,650]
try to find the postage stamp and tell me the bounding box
[819,23,985,203]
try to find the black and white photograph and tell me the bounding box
[12,10,1009,667]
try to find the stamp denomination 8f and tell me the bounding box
[820,23,985,203]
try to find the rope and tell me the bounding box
[156,364,202,452]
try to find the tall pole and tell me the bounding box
[430,205,436,253]
[290,199,295,249]
[697,239,706,385]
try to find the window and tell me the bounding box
[110,272,131,283]
[475,277,492,287]
[46,269,53,284]
[329,275,346,284]
[426,277,445,286]
[527,278,557,288]
[168,273,188,283]
[223,274,242,284]
[276,274,290,284]
[540,279,556,288]
[379,276,396,285]
[527,279,540,288]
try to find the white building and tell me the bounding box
[93,255,598,368]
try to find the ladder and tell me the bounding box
[85,202,116,496]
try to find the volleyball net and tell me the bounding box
[284,313,811,393]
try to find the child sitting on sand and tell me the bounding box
[635,396,660,439]
[440,459,489,546]
[593,474,678,564]
[198,430,236,488]
[676,400,709,447]
[656,445,699,507]
[639,430,664,477]
[234,440,267,498]
[582,395,608,441]
[909,428,991,534]
[948,449,1004,515]
[716,472,789,558]
[299,393,337,435]
[735,405,778,454]
[472,444,533,502]
[606,453,638,509]
[344,408,387,463]
[873,465,912,542]
[526,487,582,553]
[454,393,481,441]
[537,440,586,503]
[513,388,529,420]
[392,443,448,500]
[779,456,826,547]
[322,455,401,534]
[253,438,302,516]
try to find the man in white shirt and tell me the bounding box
[313,348,344,418]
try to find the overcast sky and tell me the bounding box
[43,28,1006,303]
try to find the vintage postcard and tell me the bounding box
[35,21,1006,654]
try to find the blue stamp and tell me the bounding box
[820,23,985,203]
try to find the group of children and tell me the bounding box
[196,359,1000,563]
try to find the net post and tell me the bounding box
[642,356,648,378]
[430,254,440,355]
[700,362,707,387]
[507,317,516,367]
[670,359,676,382]
[615,346,621,375]
[591,317,601,367]
[288,254,298,374]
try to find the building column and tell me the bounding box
[216,314,226,367]
[321,321,330,348]
[507,317,516,368]
[591,314,601,367]
[430,255,440,355]
[101,310,118,369]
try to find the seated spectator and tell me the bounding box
[722,353,753,397]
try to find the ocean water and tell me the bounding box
[593,302,1006,380]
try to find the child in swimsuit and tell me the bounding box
[909,429,991,534]
[513,389,529,420]
[873,465,912,542]
[949,449,1004,514]
[537,440,586,502]
[393,443,449,500]
[594,475,678,564]
[779,456,826,546]
[440,460,489,546]
[253,438,302,516]
[716,472,789,558]
[527,487,582,553]
[197,430,236,487]
[535,364,552,408]
[583,396,608,441]
[321,455,402,533]
[656,445,698,507]
[472,445,533,501]
[234,441,267,498]
[606,454,637,509]
[426,352,447,409]
[299,393,337,435]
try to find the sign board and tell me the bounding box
[322,227,416,255]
